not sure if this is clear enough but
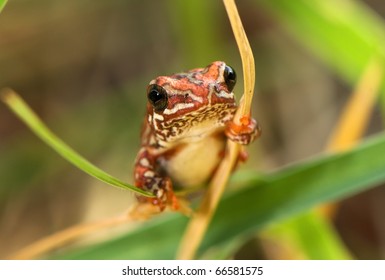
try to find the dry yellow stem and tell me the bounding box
[7,201,170,259]
[176,0,256,259]
[258,58,382,260]
[326,58,383,152]
[8,214,132,260]
[225,1,255,121]
[320,57,383,217]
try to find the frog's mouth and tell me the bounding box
[175,119,226,143]
[156,103,236,144]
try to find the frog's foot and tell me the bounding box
[151,181,176,211]
[129,202,162,220]
[225,115,261,145]
[130,196,192,220]
[135,177,192,217]
[174,197,193,216]
[155,187,192,216]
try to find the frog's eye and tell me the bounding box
[223,65,237,92]
[147,84,168,112]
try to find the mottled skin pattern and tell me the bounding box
[134,61,260,211]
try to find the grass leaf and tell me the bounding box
[0,0,7,13]
[0,89,154,197]
[264,211,352,259]
[55,133,385,259]
[258,0,385,119]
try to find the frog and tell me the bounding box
[133,61,260,214]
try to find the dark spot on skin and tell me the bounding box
[214,84,221,92]
[184,93,189,99]
[173,74,186,79]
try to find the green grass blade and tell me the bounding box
[255,0,385,259]
[265,211,351,259]
[0,89,154,197]
[55,133,385,259]
[0,0,7,13]
[258,0,385,120]
[259,0,385,82]
[292,212,351,259]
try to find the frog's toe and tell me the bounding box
[150,179,192,215]
[137,176,179,212]
[225,115,261,145]
[129,201,162,220]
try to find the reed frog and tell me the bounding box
[134,61,260,213]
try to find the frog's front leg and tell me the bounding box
[225,115,261,145]
[133,147,178,212]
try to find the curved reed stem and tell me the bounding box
[176,0,256,259]
[8,213,133,260]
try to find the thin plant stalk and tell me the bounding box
[176,0,256,259]
[320,57,383,217]
[326,58,383,153]
[8,213,132,260]
[261,58,383,259]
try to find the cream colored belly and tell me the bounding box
[162,135,225,188]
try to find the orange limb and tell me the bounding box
[225,114,261,145]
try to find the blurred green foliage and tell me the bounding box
[57,134,385,259]
[0,0,7,13]
[259,0,385,117]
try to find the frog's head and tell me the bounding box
[145,61,237,146]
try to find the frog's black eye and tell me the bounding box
[223,65,237,92]
[147,84,168,112]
